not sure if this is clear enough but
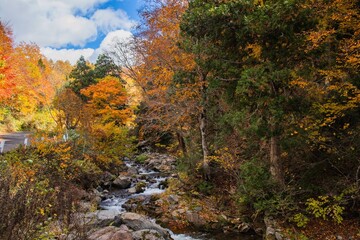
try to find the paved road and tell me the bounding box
[0,132,31,153]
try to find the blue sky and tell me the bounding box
[79,0,145,49]
[0,0,145,64]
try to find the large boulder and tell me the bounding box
[112,176,131,189]
[185,211,207,227]
[88,226,132,240]
[144,153,176,173]
[118,212,173,240]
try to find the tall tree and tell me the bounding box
[294,0,360,183]
[0,22,17,102]
[53,88,86,130]
[14,43,54,110]
[94,54,121,79]
[80,76,131,126]
[48,60,72,90]
[68,56,95,99]
[110,0,199,157]
[181,0,314,184]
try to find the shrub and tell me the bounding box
[291,213,310,228]
[306,195,345,224]
[237,158,297,217]
[0,157,85,240]
[0,138,115,239]
[196,180,214,195]
[135,153,148,163]
[238,158,274,207]
[85,124,135,172]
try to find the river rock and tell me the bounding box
[88,226,133,240]
[264,217,286,240]
[118,212,173,240]
[275,232,283,240]
[185,211,207,227]
[127,167,138,175]
[266,227,276,240]
[78,201,93,212]
[135,181,147,193]
[118,224,130,231]
[155,199,164,206]
[238,222,251,233]
[132,229,165,240]
[144,153,176,173]
[87,209,120,224]
[159,179,168,189]
[92,189,102,204]
[101,171,116,188]
[167,194,179,204]
[170,208,186,219]
[113,176,131,189]
[171,210,180,219]
[128,187,137,194]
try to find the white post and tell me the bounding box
[63,129,69,142]
[24,138,28,148]
[0,140,5,153]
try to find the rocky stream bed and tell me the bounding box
[84,153,262,240]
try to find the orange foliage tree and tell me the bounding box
[109,0,200,156]
[0,22,18,103]
[81,76,131,125]
[53,88,87,131]
[79,76,134,170]
[288,0,360,181]
[13,43,54,112]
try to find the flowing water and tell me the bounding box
[99,160,260,240]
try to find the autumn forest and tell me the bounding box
[0,0,359,239]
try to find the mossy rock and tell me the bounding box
[136,181,147,193]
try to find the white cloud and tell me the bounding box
[89,29,133,62]
[91,8,136,33]
[57,0,109,13]
[0,0,136,48]
[100,29,133,50]
[41,30,132,65]
[1,0,138,65]
[41,47,95,65]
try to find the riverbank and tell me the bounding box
[84,152,261,240]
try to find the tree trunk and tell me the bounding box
[268,79,284,186]
[199,111,210,179]
[270,135,284,186]
[198,69,210,179]
[176,131,187,157]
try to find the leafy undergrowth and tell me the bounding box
[282,219,360,240]
[0,139,125,240]
[154,173,255,233]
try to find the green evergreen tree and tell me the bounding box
[181,0,314,185]
[68,56,95,99]
[94,54,121,79]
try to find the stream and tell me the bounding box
[97,159,259,240]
